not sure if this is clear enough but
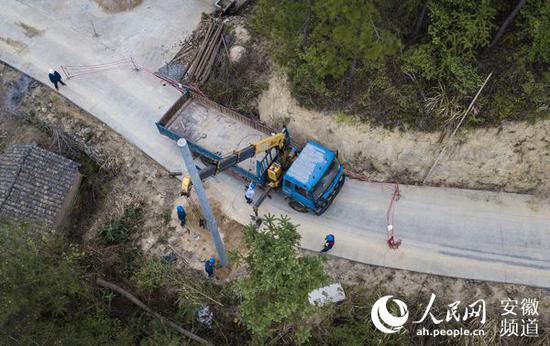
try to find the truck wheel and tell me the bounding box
[289,200,308,213]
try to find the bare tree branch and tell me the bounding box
[96,277,211,345]
[413,1,430,39]
[490,0,527,48]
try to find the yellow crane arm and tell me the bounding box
[253,133,285,155]
[180,132,287,196]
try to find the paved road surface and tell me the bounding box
[2,0,550,288]
[0,0,209,171]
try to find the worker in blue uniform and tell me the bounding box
[204,257,216,278]
[321,234,335,253]
[176,205,187,226]
[282,124,290,147]
[48,69,66,90]
[245,182,256,204]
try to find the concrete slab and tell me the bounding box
[2,0,550,288]
[308,283,346,306]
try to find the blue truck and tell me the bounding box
[282,141,345,215]
[156,89,345,215]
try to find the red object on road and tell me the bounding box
[387,235,401,249]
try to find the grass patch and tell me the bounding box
[160,208,172,226]
[98,201,145,246]
[335,111,361,126]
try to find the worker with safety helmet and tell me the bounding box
[48,69,66,90]
[321,234,335,253]
[204,257,216,278]
[176,205,186,226]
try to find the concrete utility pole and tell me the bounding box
[422,72,493,184]
[177,138,229,266]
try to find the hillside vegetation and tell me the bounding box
[252,0,550,130]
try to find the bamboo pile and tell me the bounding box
[186,18,224,84]
[172,19,209,67]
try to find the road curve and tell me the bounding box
[1,0,549,288]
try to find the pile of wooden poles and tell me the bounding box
[186,18,224,83]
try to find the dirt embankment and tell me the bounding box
[259,73,550,195]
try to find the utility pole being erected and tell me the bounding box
[177,138,229,266]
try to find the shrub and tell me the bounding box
[250,0,549,129]
[203,42,270,117]
[521,0,550,63]
[253,0,399,106]
[0,222,132,344]
[232,215,327,344]
[98,201,144,245]
[404,0,496,94]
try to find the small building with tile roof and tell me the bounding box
[0,144,81,228]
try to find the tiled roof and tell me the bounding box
[0,145,80,225]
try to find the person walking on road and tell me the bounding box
[204,257,216,278]
[48,69,66,90]
[245,182,256,204]
[321,234,335,253]
[176,205,187,226]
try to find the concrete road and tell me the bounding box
[212,176,550,288]
[2,0,550,288]
[0,0,211,172]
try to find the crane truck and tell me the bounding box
[156,89,345,215]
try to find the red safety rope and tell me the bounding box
[59,57,204,96]
[344,169,402,250]
[61,58,138,79]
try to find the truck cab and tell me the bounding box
[282,142,345,215]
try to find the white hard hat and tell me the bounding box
[387,224,393,231]
[48,69,54,74]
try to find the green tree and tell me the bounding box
[404,0,496,93]
[296,0,399,97]
[521,0,550,63]
[251,0,311,64]
[253,0,399,104]
[0,222,132,344]
[233,215,327,344]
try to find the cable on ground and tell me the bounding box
[344,169,402,249]
[61,58,139,79]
